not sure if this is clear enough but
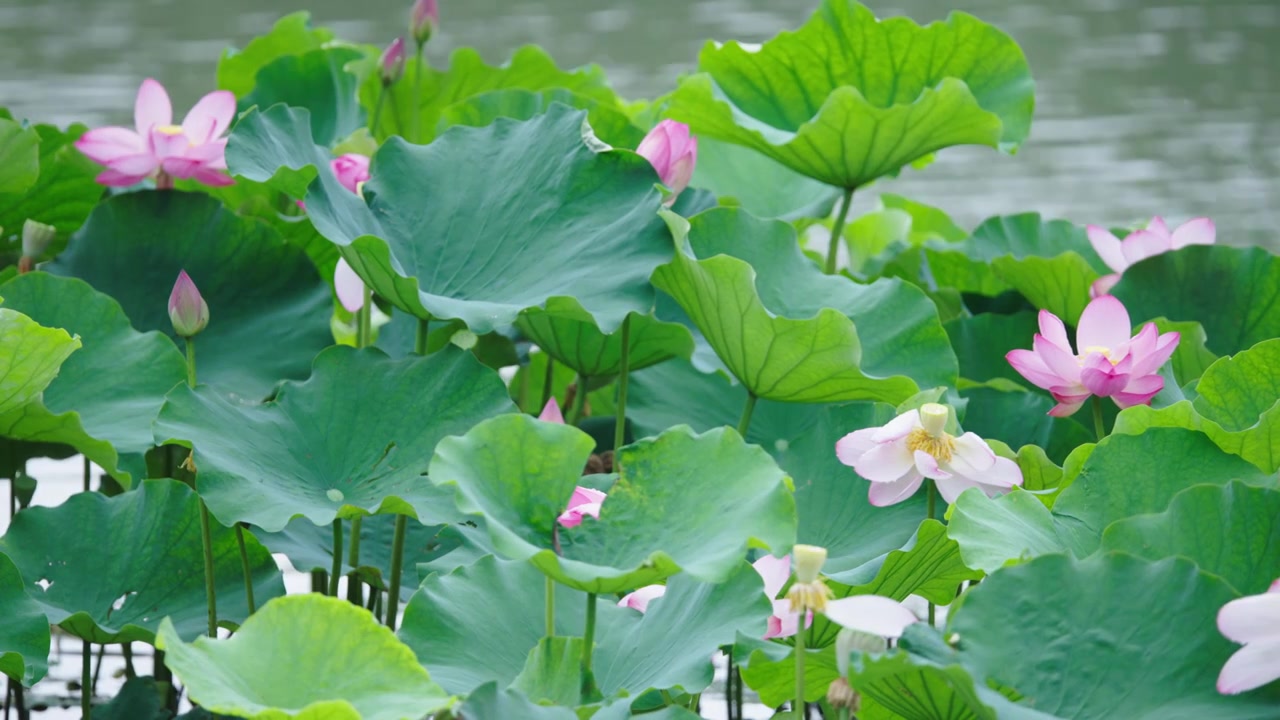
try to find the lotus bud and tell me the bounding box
[168,270,209,338]
[636,119,698,203]
[792,544,827,584]
[410,0,439,45]
[379,37,406,86]
[21,219,56,259]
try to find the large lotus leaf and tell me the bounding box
[429,414,796,593]
[241,47,365,147]
[1154,318,1218,387]
[1102,482,1280,596]
[0,116,38,194]
[155,345,514,531]
[439,87,645,148]
[947,488,1073,575]
[456,683,576,720]
[0,273,186,486]
[46,191,333,400]
[947,553,1280,718]
[0,306,79,415]
[736,637,841,706]
[652,209,945,403]
[217,12,334,97]
[1113,246,1280,356]
[0,479,284,643]
[157,594,452,720]
[361,45,620,143]
[517,303,693,380]
[667,1,1033,188]
[847,632,1000,720]
[689,137,839,221]
[0,122,102,262]
[959,386,1093,465]
[232,104,670,336]
[0,552,50,685]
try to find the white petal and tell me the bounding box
[868,472,924,507]
[1219,592,1280,644]
[835,428,877,467]
[823,595,918,639]
[872,410,920,443]
[951,433,997,474]
[853,440,915,483]
[1218,638,1280,694]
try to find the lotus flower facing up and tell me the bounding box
[1218,579,1280,694]
[1006,295,1179,417]
[1087,216,1215,297]
[75,78,235,188]
[557,486,605,529]
[836,403,1023,507]
[637,120,698,203]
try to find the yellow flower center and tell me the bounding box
[155,124,185,136]
[1080,345,1119,366]
[787,580,834,613]
[906,428,955,462]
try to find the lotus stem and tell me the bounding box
[82,456,90,493]
[412,42,424,142]
[927,480,937,627]
[737,393,758,438]
[122,643,135,679]
[386,514,408,631]
[235,526,256,614]
[329,519,343,597]
[184,338,197,389]
[1091,395,1107,441]
[569,373,589,425]
[311,570,327,593]
[356,286,373,349]
[81,640,91,720]
[199,504,218,636]
[823,187,856,275]
[91,643,104,694]
[347,516,364,606]
[794,624,806,719]
[415,318,430,355]
[582,593,598,679]
[370,86,388,139]
[541,356,556,411]
[545,577,556,638]
[614,315,632,453]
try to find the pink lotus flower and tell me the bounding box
[836,403,1022,507]
[331,154,370,195]
[1006,295,1179,417]
[75,78,235,188]
[379,38,407,85]
[637,120,698,203]
[557,486,605,528]
[1087,216,1214,297]
[168,270,209,338]
[1218,579,1280,694]
[538,398,565,424]
[410,0,439,44]
[334,258,365,313]
[617,584,666,613]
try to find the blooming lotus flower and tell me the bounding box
[410,0,439,44]
[557,486,605,528]
[75,78,235,188]
[379,38,407,85]
[169,270,209,338]
[331,154,370,196]
[836,403,1022,507]
[1087,216,1214,297]
[636,120,697,203]
[1006,295,1179,417]
[333,258,365,313]
[1218,579,1280,694]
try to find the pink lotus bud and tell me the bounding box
[636,120,698,203]
[168,270,209,338]
[410,0,439,45]
[380,37,406,85]
[330,154,371,195]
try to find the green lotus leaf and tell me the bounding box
[0,551,50,685]
[0,479,284,643]
[0,273,186,486]
[517,303,694,380]
[945,311,1039,389]
[1152,318,1218,387]
[1102,482,1280,596]
[428,414,796,593]
[217,12,334,97]
[241,47,366,147]
[155,345,515,531]
[847,630,1000,720]
[94,676,165,720]
[959,386,1093,465]
[1114,246,1280,356]
[231,104,671,336]
[947,488,1071,575]
[736,637,840,707]
[666,0,1033,188]
[455,683,576,720]
[0,116,38,194]
[689,137,839,221]
[946,553,1280,718]
[439,87,645,148]
[0,305,79,415]
[0,122,102,264]
[510,637,585,707]
[361,45,620,144]
[46,191,333,400]
[653,208,953,403]
[157,594,452,720]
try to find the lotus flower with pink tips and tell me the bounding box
[1006,295,1180,417]
[1087,216,1215,297]
[75,78,235,188]
[1218,579,1280,695]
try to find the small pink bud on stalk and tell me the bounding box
[169,270,209,338]
[410,0,439,46]
[18,219,56,274]
[380,37,406,86]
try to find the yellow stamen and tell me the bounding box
[906,428,955,463]
[155,124,185,136]
[787,580,835,614]
[1080,345,1120,366]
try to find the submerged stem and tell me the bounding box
[235,525,256,614]
[386,515,408,631]
[614,315,632,453]
[328,519,343,597]
[1091,395,1107,441]
[823,187,856,275]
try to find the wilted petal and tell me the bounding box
[853,440,914,483]
[1171,217,1215,249]
[1087,225,1128,273]
[134,78,173,134]
[1076,295,1132,354]
[867,471,924,507]
[182,90,236,144]
[753,554,791,599]
[538,398,565,424]
[618,585,666,613]
[333,258,365,313]
[823,595,918,639]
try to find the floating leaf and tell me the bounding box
[217,12,334,97]
[47,191,333,399]
[157,594,452,719]
[429,414,795,593]
[0,552,50,685]
[0,305,79,415]
[0,479,284,643]
[155,346,514,531]
[241,47,366,147]
[0,273,186,486]
[667,0,1034,188]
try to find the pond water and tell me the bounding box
[2,0,1278,249]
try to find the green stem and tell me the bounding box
[838,708,850,720]
[568,373,589,425]
[582,593,598,677]
[386,88,403,138]
[541,356,556,410]
[386,514,408,631]
[347,516,364,606]
[356,286,372,349]
[544,577,555,638]
[725,649,736,720]
[328,519,343,597]
[154,650,174,713]
[412,43,424,143]
[91,643,104,695]
[737,393,758,438]
[927,480,937,627]
[1091,396,1107,441]
[82,456,90,493]
[370,85,387,139]
[415,318,430,355]
[823,187,856,275]
[794,624,806,719]
[81,639,91,720]
[184,338,197,388]
[613,315,632,452]
[122,643,135,680]
[310,570,327,594]
[235,525,256,614]
[199,504,218,636]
